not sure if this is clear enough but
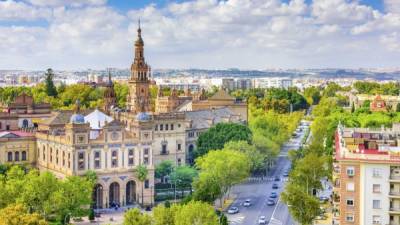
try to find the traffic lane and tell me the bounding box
[247,157,290,225]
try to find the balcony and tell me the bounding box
[390,223,400,225]
[390,175,400,182]
[160,150,169,155]
[390,191,400,198]
[389,207,400,214]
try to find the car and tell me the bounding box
[269,192,278,198]
[243,199,251,207]
[227,207,239,214]
[272,183,279,189]
[274,176,280,181]
[258,216,267,224]
[267,199,275,206]
[319,196,329,202]
[283,172,289,177]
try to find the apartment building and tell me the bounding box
[333,123,400,225]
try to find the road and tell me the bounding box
[226,120,311,225]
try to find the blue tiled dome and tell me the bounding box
[70,114,85,124]
[136,112,150,121]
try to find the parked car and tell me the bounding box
[274,176,280,181]
[272,183,279,189]
[243,199,251,207]
[319,196,329,202]
[269,192,278,198]
[283,171,289,177]
[258,216,267,224]
[267,199,275,206]
[227,207,239,214]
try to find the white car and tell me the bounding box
[227,207,239,214]
[243,199,251,207]
[258,216,267,224]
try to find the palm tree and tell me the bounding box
[136,165,148,206]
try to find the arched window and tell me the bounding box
[7,152,12,162]
[22,151,27,161]
[0,121,2,129]
[15,151,20,161]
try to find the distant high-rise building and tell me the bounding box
[253,77,292,89]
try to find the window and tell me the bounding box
[166,124,169,131]
[7,152,12,162]
[373,168,382,177]
[177,143,181,151]
[171,124,174,130]
[160,124,163,131]
[42,146,45,161]
[68,153,71,168]
[373,215,381,224]
[188,132,194,138]
[62,151,65,166]
[78,152,85,170]
[94,151,101,169]
[373,200,381,209]
[128,149,134,166]
[178,123,181,128]
[347,166,355,176]
[161,144,168,154]
[144,148,149,155]
[347,182,355,191]
[373,184,381,193]
[111,150,118,168]
[14,151,19,161]
[56,150,59,164]
[347,199,354,206]
[21,151,26,161]
[77,135,85,143]
[144,179,149,189]
[155,125,158,131]
[178,158,181,166]
[346,214,354,222]
[50,148,53,162]
[6,125,10,130]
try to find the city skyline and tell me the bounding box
[1,0,400,70]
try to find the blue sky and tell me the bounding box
[0,0,399,70]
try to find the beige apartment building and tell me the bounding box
[333,123,400,225]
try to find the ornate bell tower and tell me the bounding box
[103,71,117,114]
[127,20,151,113]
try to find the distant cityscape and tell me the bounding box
[1,68,399,92]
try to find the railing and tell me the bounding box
[390,191,400,196]
[391,175,400,181]
[160,151,169,155]
[389,207,400,212]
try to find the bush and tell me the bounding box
[88,208,95,221]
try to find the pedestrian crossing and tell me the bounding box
[269,218,283,225]
[246,177,289,183]
[228,214,245,225]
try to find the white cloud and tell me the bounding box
[0,0,400,70]
[384,0,400,14]
[25,0,106,7]
[0,0,51,21]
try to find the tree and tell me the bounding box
[281,183,320,225]
[123,208,152,225]
[304,87,321,105]
[50,176,94,224]
[396,103,400,112]
[153,205,176,225]
[170,166,198,195]
[219,214,228,225]
[174,201,219,225]
[155,160,174,183]
[137,165,148,206]
[44,68,58,97]
[0,204,47,225]
[223,140,265,174]
[195,123,252,158]
[194,149,250,206]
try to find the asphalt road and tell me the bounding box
[226,121,310,225]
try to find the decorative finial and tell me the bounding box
[138,19,141,35]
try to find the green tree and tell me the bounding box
[170,166,198,195]
[155,160,174,183]
[123,208,152,225]
[174,201,219,225]
[304,86,321,105]
[50,176,94,224]
[153,204,176,225]
[281,183,320,225]
[0,203,47,225]
[137,165,148,206]
[223,140,265,173]
[195,123,252,158]
[44,68,58,97]
[194,149,250,206]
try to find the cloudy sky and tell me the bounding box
[1,0,400,70]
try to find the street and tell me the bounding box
[226,120,310,225]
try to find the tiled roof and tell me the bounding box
[208,89,235,101]
[185,107,240,129]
